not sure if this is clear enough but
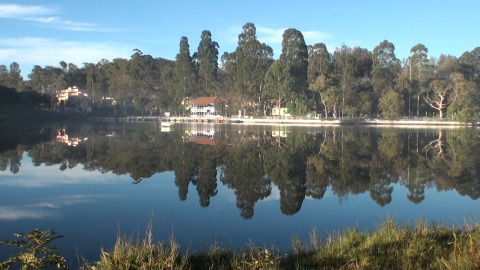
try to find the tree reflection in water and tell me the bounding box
[2,122,480,219]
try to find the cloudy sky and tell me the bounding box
[1,0,479,77]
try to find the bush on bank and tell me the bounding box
[1,217,479,270]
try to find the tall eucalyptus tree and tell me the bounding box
[307,43,332,116]
[409,44,429,116]
[446,72,479,121]
[129,49,161,112]
[0,63,24,91]
[279,28,309,97]
[332,45,356,117]
[470,47,480,84]
[372,40,400,96]
[173,36,197,103]
[84,63,97,102]
[421,56,457,118]
[105,58,133,113]
[458,48,480,83]
[94,59,110,101]
[307,43,331,83]
[83,60,108,104]
[194,30,219,96]
[222,23,273,116]
[9,62,23,91]
[28,65,63,95]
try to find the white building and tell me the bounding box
[190,97,223,119]
[56,86,88,103]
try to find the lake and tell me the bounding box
[0,121,479,266]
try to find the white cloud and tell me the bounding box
[225,25,334,58]
[0,37,132,75]
[302,30,333,45]
[256,27,332,45]
[0,3,53,18]
[256,26,286,44]
[0,158,131,188]
[0,3,109,32]
[0,194,113,220]
[0,207,53,220]
[27,16,59,23]
[224,25,286,47]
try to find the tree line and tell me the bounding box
[1,123,479,218]
[1,22,479,120]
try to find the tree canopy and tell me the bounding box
[1,23,479,121]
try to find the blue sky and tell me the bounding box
[1,0,479,77]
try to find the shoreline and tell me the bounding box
[234,117,480,128]
[86,115,480,128]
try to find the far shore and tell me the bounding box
[85,115,480,128]
[232,117,480,128]
[161,116,480,128]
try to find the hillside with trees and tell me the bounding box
[1,22,479,121]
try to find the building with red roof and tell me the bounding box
[190,97,224,119]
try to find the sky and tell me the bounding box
[1,0,479,77]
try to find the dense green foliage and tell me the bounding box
[0,229,68,269]
[1,22,479,120]
[0,85,51,116]
[2,218,480,269]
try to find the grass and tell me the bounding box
[2,217,480,269]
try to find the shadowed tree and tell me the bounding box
[307,43,332,117]
[459,51,476,81]
[409,44,430,116]
[9,62,23,91]
[308,43,331,83]
[306,155,330,199]
[222,23,273,116]
[105,58,133,114]
[221,141,271,219]
[263,60,294,113]
[194,148,219,207]
[424,79,451,118]
[309,74,331,117]
[172,142,197,201]
[372,40,400,114]
[379,89,403,117]
[280,29,308,95]
[173,36,197,104]
[279,29,309,114]
[332,45,357,117]
[194,30,220,96]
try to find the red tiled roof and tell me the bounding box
[190,97,222,106]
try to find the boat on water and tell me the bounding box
[160,121,172,127]
[160,126,173,132]
[160,120,173,132]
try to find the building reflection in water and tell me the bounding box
[185,123,221,145]
[56,128,88,147]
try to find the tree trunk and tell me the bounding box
[417,96,420,116]
[408,92,411,117]
[323,102,328,118]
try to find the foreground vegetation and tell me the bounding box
[2,218,479,269]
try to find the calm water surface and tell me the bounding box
[0,121,479,266]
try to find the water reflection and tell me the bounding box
[1,122,480,219]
